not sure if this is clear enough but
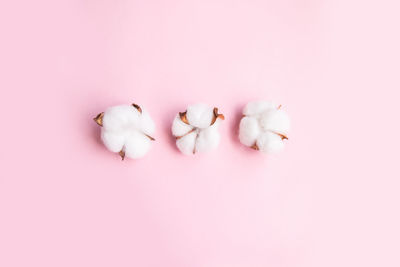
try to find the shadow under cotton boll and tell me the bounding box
[229,103,245,145]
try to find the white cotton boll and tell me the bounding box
[259,109,290,135]
[186,103,214,129]
[256,132,285,153]
[171,104,224,155]
[94,103,156,160]
[124,131,151,159]
[243,101,276,116]
[195,124,221,153]
[171,115,194,137]
[239,101,290,154]
[239,116,261,147]
[176,131,197,155]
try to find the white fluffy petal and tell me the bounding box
[171,115,194,137]
[256,132,285,153]
[102,105,140,132]
[195,124,220,153]
[176,131,197,155]
[239,116,261,147]
[186,103,214,129]
[124,131,151,159]
[260,109,290,135]
[101,130,125,153]
[243,101,276,116]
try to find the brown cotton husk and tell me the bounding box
[211,107,225,125]
[251,143,259,150]
[279,134,288,140]
[271,131,288,140]
[132,103,142,114]
[93,112,104,126]
[179,111,190,125]
[145,134,156,141]
[119,150,126,160]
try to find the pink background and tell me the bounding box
[1,0,399,266]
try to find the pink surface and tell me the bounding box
[1,0,399,266]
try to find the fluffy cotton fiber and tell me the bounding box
[239,101,290,153]
[171,103,224,155]
[93,103,155,160]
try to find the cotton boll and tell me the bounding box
[186,103,214,129]
[239,101,290,154]
[172,104,224,155]
[259,109,290,135]
[239,116,261,147]
[256,132,285,153]
[176,131,197,155]
[172,115,194,137]
[94,103,156,160]
[243,101,276,116]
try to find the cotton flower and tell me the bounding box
[171,103,225,155]
[239,101,290,153]
[93,103,155,160]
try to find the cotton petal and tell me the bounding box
[101,130,125,153]
[256,132,285,153]
[176,131,197,155]
[102,105,140,132]
[171,115,194,137]
[186,103,214,129]
[124,131,151,159]
[195,125,220,153]
[239,116,261,147]
[243,101,276,116]
[260,109,290,135]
